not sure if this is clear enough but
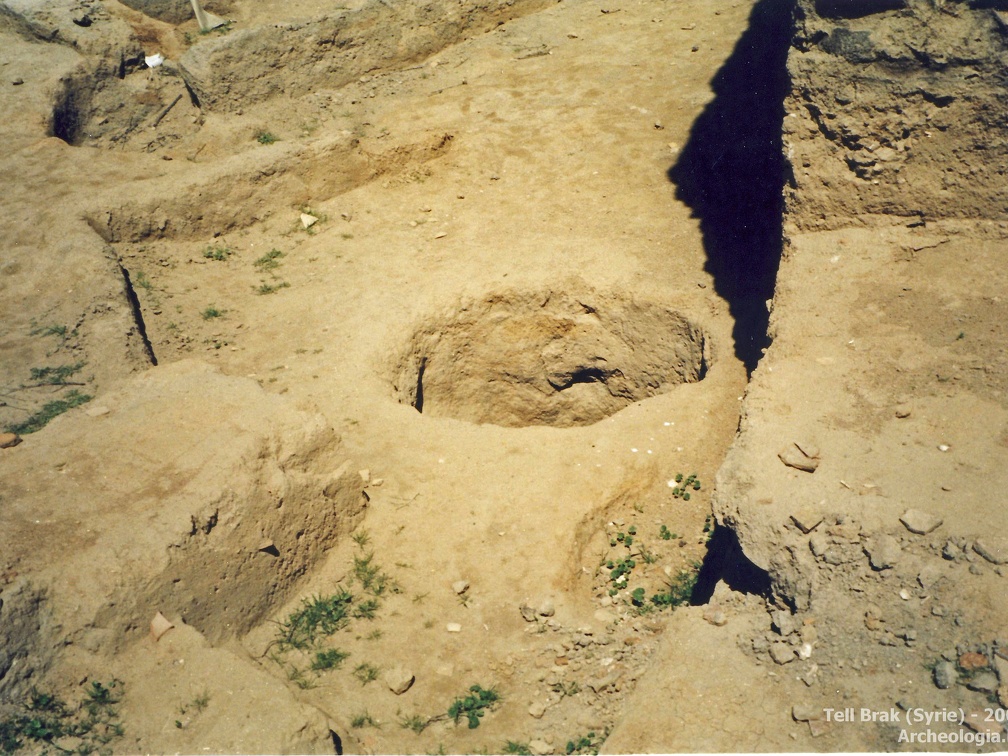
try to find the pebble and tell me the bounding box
[865,534,901,570]
[792,704,822,721]
[520,604,537,622]
[973,538,1008,565]
[538,600,555,617]
[899,509,942,535]
[84,405,110,417]
[12,77,23,86]
[300,212,318,228]
[703,605,727,626]
[384,666,415,695]
[959,651,988,670]
[528,701,547,719]
[446,623,462,633]
[770,642,796,665]
[452,580,470,595]
[529,739,552,755]
[809,532,828,557]
[778,442,820,473]
[150,611,174,641]
[933,660,957,689]
[967,671,999,693]
[771,610,799,637]
[0,432,22,448]
[894,403,912,418]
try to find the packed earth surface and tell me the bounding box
[2,0,1008,753]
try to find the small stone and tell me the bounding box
[973,538,1008,565]
[933,661,957,689]
[792,705,822,722]
[809,532,828,557]
[538,600,555,617]
[452,580,470,595]
[778,442,820,473]
[593,609,617,625]
[942,539,961,560]
[900,509,942,535]
[771,609,799,637]
[300,213,318,228]
[520,604,537,622]
[800,663,819,687]
[446,623,462,633]
[0,432,22,448]
[894,403,912,418]
[770,642,796,665]
[529,739,552,756]
[791,509,823,534]
[84,405,110,417]
[12,77,23,86]
[384,666,415,695]
[434,231,448,239]
[528,701,547,719]
[703,605,727,626]
[808,718,832,737]
[899,589,910,601]
[752,636,769,654]
[865,534,901,570]
[967,671,999,693]
[358,469,371,484]
[959,652,988,670]
[150,611,174,641]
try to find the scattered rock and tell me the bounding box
[529,739,552,755]
[959,652,988,670]
[0,432,22,448]
[865,534,901,570]
[933,660,957,689]
[809,532,828,557]
[770,642,796,665]
[703,605,727,626]
[384,666,415,695]
[967,671,999,693]
[894,403,912,418]
[520,603,537,622]
[800,663,819,687]
[973,538,1008,565]
[900,509,942,535]
[12,77,24,86]
[452,580,470,595]
[300,212,318,228]
[771,609,799,637]
[593,609,617,625]
[917,564,945,590]
[358,468,371,484]
[538,599,555,617]
[149,611,174,641]
[808,718,832,737]
[84,405,110,417]
[792,705,822,722]
[446,622,462,633]
[778,442,820,473]
[528,701,547,719]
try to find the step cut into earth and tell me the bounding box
[392,289,711,428]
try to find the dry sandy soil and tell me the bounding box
[1,0,1007,753]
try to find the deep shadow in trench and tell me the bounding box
[669,0,794,374]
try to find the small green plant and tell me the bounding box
[31,323,67,340]
[670,472,701,500]
[550,680,580,698]
[607,556,636,587]
[447,684,499,729]
[659,524,672,541]
[134,271,154,292]
[191,690,210,712]
[353,598,380,620]
[28,362,84,386]
[203,244,232,261]
[630,587,646,606]
[254,248,285,272]
[353,551,397,595]
[504,741,532,755]
[311,648,350,671]
[566,731,603,755]
[255,280,290,295]
[365,628,383,641]
[6,389,91,435]
[351,530,371,548]
[351,710,380,729]
[651,562,701,609]
[353,663,380,685]
[256,130,278,145]
[639,544,659,564]
[201,305,223,320]
[401,713,429,734]
[0,681,125,754]
[276,590,353,650]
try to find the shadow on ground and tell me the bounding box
[670,0,794,373]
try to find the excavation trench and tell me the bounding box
[392,289,711,428]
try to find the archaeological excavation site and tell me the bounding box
[2,0,1008,752]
